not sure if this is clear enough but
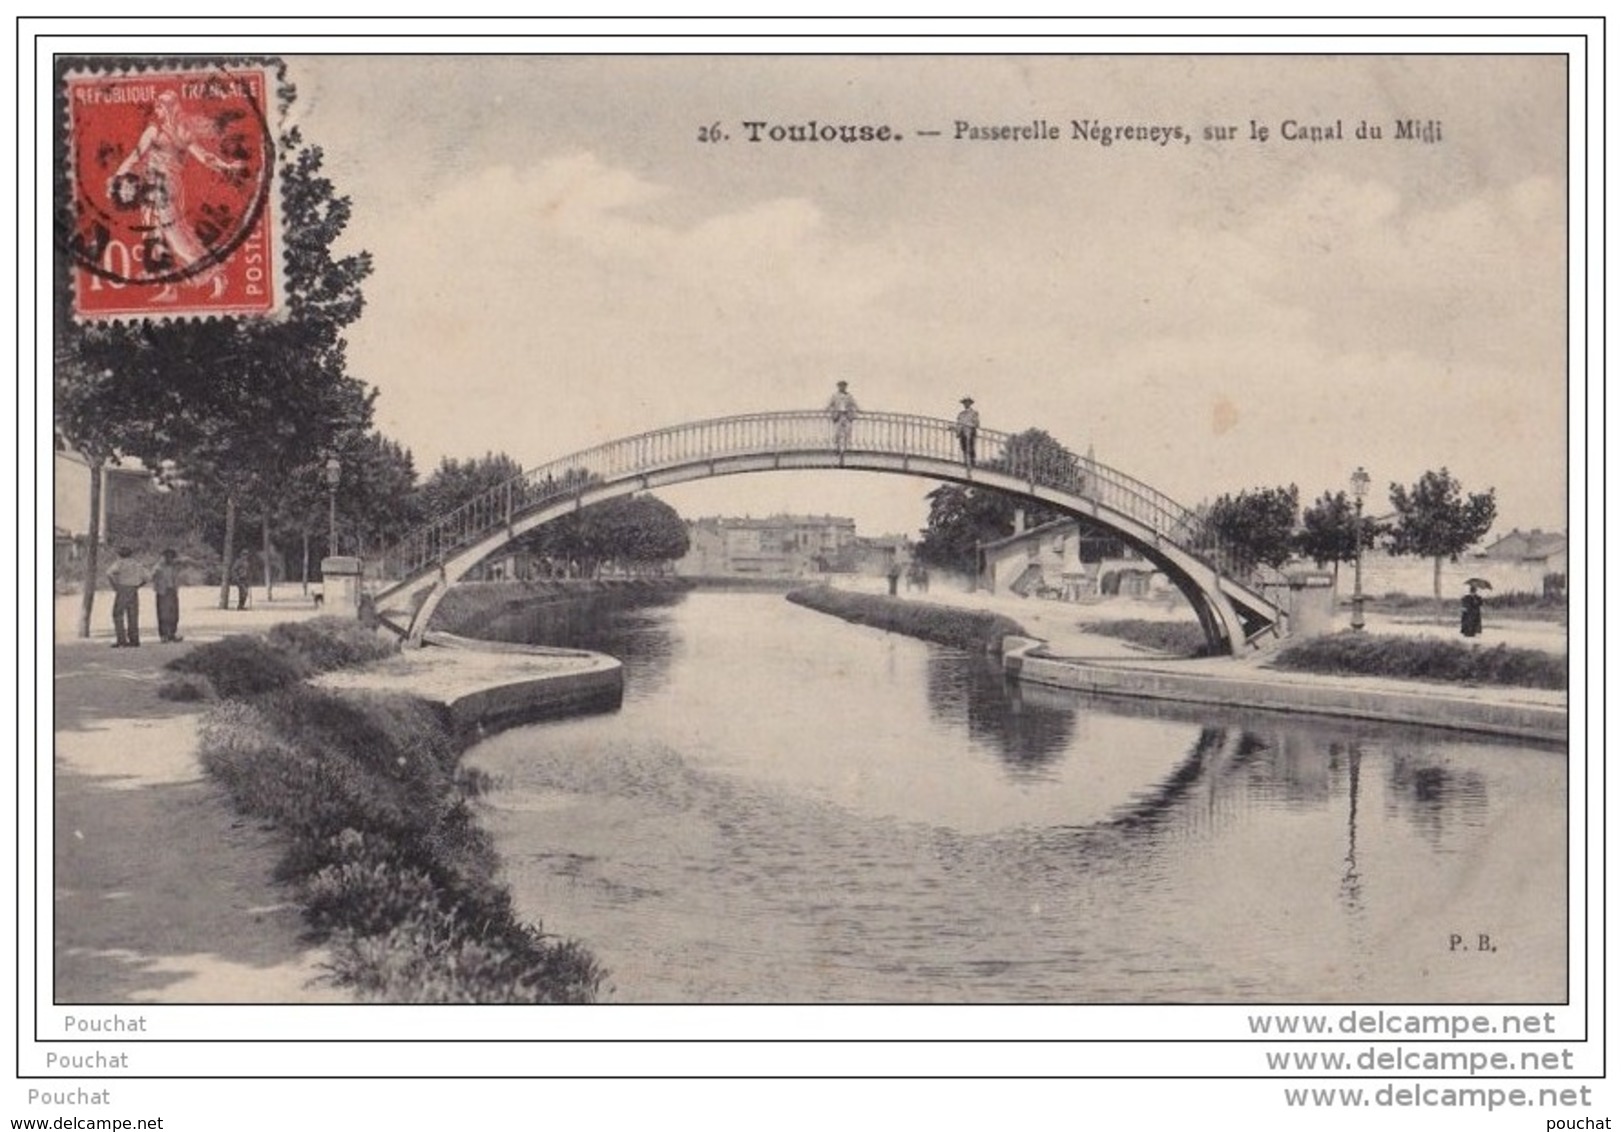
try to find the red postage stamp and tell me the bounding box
[64,65,278,320]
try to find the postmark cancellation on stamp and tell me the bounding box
[65,64,280,321]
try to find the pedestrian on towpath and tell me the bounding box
[106,546,149,648]
[827,380,858,454]
[1460,582,1485,638]
[955,396,980,468]
[231,550,252,610]
[151,548,183,643]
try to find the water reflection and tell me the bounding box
[924,651,1074,777]
[466,591,1566,1003]
[477,589,682,701]
[1335,742,1365,912]
[1384,753,1491,848]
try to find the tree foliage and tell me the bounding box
[525,495,689,577]
[1385,468,1498,599]
[914,485,1020,573]
[914,428,1082,573]
[1296,489,1382,570]
[55,65,376,612]
[1201,484,1300,572]
[412,452,524,523]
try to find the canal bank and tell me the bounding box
[790,583,1568,745]
[51,587,624,1005]
[1003,638,1567,744]
[312,632,622,738]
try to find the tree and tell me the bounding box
[1385,468,1497,605]
[996,427,1083,492]
[413,452,525,522]
[595,496,690,574]
[55,65,376,612]
[52,341,153,636]
[915,484,1015,574]
[1296,489,1382,586]
[915,428,1082,574]
[328,432,420,558]
[1201,484,1300,573]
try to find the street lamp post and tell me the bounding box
[325,455,342,556]
[1350,465,1370,631]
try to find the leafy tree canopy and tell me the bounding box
[1296,489,1382,569]
[413,452,525,522]
[1201,484,1300,572]
[1385,467,1497,600]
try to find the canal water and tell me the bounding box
[463,591,1566,1004]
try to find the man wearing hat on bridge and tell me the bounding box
[955,396,980,468]
[826,379,858,454]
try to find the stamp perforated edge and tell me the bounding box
[58,55,289,325]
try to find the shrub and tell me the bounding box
[156,673,215,702]
[192,682,607,1003]
[326,912,606,1005]
[266,617,400,673]
[198,700,370,840]
[165,634,309,698]
[1272,632,1566,690]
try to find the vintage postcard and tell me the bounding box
[35,26,1596,1122]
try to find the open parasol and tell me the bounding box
[1463,577,1493,590]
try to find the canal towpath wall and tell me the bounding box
[792,579,1569,745]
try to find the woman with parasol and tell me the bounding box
[1460,578,1490,637]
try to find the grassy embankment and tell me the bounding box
[1269,632,1566,691]
[1081,617,1564,690]
[789,592,1565,693]
[160,617,605,1003]
[1353,591,1569,625]
[786,585,1026,652]
[1083,619,1213,658]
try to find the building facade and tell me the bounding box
[675,514,859,577]
[977,517,1164,600]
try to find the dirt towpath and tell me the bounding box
[52,586,347,1004]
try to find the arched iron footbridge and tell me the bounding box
[368,410,1288,655]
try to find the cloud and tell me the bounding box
[345,146,1566,538]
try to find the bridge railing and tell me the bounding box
[370,410,1286,599]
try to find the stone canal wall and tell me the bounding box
[1003,637,1567,745]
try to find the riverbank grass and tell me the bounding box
[1082,619,1211,657]
[160,615,398,700]
[786,585,1026,651]
[172,619,606,1003]
[1271,631,1566,691]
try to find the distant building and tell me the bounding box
[1355,526,1567,599]
[851,533,912,577]
[54,450,159,541]
[675,514,859,577]
[977,515,1163,601]
[1480,528,1567,571]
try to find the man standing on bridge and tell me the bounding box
[827,380,858,454]
[955,396,980,468]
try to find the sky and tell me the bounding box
[282,52,1570,540]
